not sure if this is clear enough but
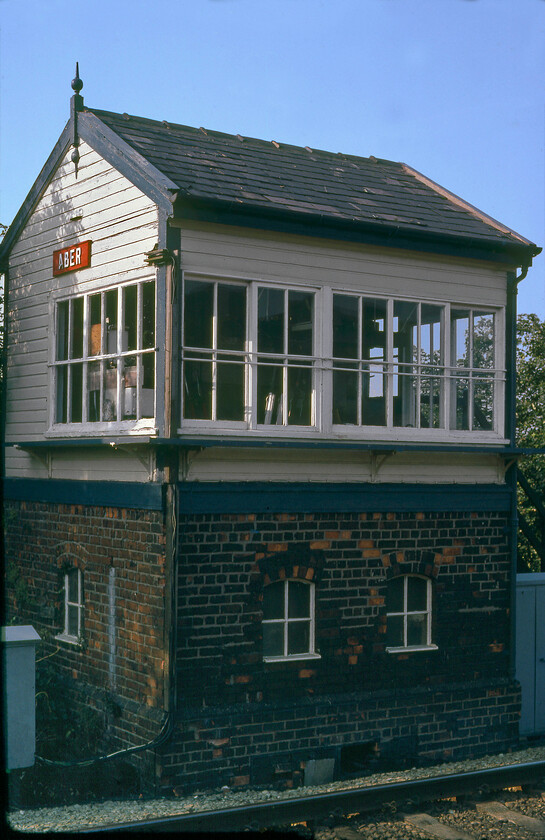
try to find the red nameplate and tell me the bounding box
[53,241,91,276]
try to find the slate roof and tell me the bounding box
[89,107,538,256]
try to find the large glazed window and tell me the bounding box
[180,275,503,440]
[183,279,247,422]
[333,295,388,426]
[450,309,496,431]
[54,280,155,426]
[257,287,314,426]
[182,278,316,428]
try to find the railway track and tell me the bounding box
[77,759,545,835]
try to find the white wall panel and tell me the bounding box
[5,142,159,480]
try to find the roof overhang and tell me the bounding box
[172,193,540,268]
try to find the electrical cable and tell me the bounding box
[35,711,173,768]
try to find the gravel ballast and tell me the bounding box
[7,745,545,834]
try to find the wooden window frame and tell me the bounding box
[385,574,437,653]
[55,568,84,646]
[48,279,157,435]
[180,272,506,444]
[262,579,320,662]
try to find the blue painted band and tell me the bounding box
[3,478,512,515]
[3,478,164,511]
[177,482,512,515]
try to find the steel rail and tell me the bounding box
[78,758,545,834]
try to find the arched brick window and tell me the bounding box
[385,574,436,652]
[262,579,317,661]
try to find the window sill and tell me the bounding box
[386,644,438,654]
[177,425,508,446]
[46,420,158,438]
[54,633,83,647]
[263,653,321,663]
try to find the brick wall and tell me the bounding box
[167,508,519,792]
[4,499,520,794]
[4,500,168,759]
[161,679,520,792]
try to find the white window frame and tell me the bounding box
[385,574,437,653]
[48,278,157,436]
[55,568,84,645]
[181,274,320,433]
[180,272,506,444]
[262,579,320,662]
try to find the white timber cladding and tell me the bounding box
[181,448,505,484]
[175,221,509,306]
[5,141,159,480]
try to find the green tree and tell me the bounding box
[516,313,545,572]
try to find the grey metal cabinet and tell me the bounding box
[516,574,545,735]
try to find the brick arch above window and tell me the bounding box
[254,544,326,587]
[381,549,439,581]
[55,542,91,572]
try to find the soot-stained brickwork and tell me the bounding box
[168,508,519,792]
[4,499,168,760]
[4,499,520,793]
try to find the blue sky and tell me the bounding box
[1,0,544,316]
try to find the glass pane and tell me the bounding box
[57,301,69,361]
[89,293,102,356]
[67,570,79,602]
[454,374,469,430]
[105,289,118,354]
[71,297,84,359]
[407,577,428,611]
[288,582,310,618]
[124,285,138,352]
[420,305,442,366]
[420,372,442,429]
[263,581,284,620]
[393,301,418,428]
[288,621,310,655]
[333,295,358,359]
[184,281,213,348]
[388,577,405,614]
[362,363,387,426]
[393,366,417,428]
[142,281,155,350]
[183,358,212,419]
[70,363,83,423]
[257,361,283,424]
[258,287,284,353]
[288,364,311,425]
[386,615,404,648]
[88,360,101,422]
[103,361,117,421]
[263,623,284,657]
[141,353,155,419]
[333,366,358,425]
[56,367,68,423]
[473,374,493,431]
[473,312,494,369]
[407,614,428,646]
[217,358,244,421]
[362,298,387,361]
[67,605,79,637]
[451,310,469,368]
[217,285,246,351]
[122,356,138,419]
[288,291,314,356]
